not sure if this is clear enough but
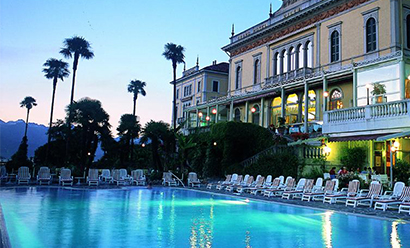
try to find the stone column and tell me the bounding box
[280,53,284,74]
[215,104,219,123]
[353,69,357,107]
[245,101,249,123]
[260,97,265,127]
[266,46,270,79]
[323,77,328,114]
[196,109,199,127]
[229,100,234,121]
[400,59,405,100]
[281,88,286,118]
[295,48,300,70]
[303,46,308,68]
[304,81,309,133]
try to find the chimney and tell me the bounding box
[213,60,217,65]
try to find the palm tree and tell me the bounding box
[127,79,146,160]
[117,114,141,162]
[60,36,94,107]
[20,96,37,138]
[127,80,147,117]
[60,36,94,162]
[43,58,70,144]
[162,43,185,130]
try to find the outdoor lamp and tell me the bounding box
[323,91,329,98]
[391,146,397,152]
[213,142,217,146]
[205,116,210,121]
[408,75,410,80]
[323,145,331,156]
[198,112,203,117]
[251,107,256,113]
[393,140,400,149]
[212,108,217,114]
[141,143,146,147]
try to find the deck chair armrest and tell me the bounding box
[383,191,393,196]
[340,188,348,193]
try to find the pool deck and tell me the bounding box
[1,184,410,222]
[0,204,12,248]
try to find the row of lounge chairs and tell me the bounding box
[161,172,201,187]
[0,166,146,186]
[208,173,410,215]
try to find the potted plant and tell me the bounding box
[371,83,387,103]
[277,117,286,135]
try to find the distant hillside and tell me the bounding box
[0,119,48,159]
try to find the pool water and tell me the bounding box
[1,187,409,248]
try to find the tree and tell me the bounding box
[43,58,70,162]
[69,98,111,173]
[162,43,185,130]
[140,121,174,171]
[60,36,94,162]
[127,80,146,161]
[176,134,197,172]
[7,136,32,171]
[117,114,141,162]
[20,96,37,138]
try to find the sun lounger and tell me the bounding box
[225,175,244,191]
[131,169,146,186]
[263,175,273,187]
[262,176,288,197]
[216,174,237,190]
[187,172,200,187]
[112,169,126,185]
[100,169,112,182]
[265,177,296,197]
[374,184,409,211]
[59,168,73,186]
[17,166,31,185]
[0,166,8,183]
[162,172,178,186]
[323,180,360,204]
[398,197,410,215]
[282,178,313,200]
[312,177,323,192]
[346,181,382,208]
[302,179,338,202]
[237,176,264,194]
[37,167,52,185]
[120,169,131,182]
[87,169,99,186]
[207,174,231,189]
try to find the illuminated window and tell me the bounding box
[302,90,316,121]
[329,89,343,110]
[271,97,282,126]
[286,94,299,124]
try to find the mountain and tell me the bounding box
[0,119,48,159]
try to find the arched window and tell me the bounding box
[235,66,241,89]
[296,44,303,69]
[329,89,343,110]
[282,50,288,73]
[306,41,313,68]
[330,31,340,62]
[286,94,299,124]
[302,90,316,121]
[271,97,282,126]
[234,108,241,122]
[407,15,410,49]
[251,104,260,125]
[289,47,295,71]
[254,59,260,84]
[274,52,279,75]
[366,18,377,52]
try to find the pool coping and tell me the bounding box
[0,203,12,248]
[180,187,410,223]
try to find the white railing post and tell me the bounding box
[365,105,371,120]
[323,112,328,123]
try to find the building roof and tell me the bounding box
[202,62,229,73]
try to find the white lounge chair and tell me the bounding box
[252,177,281,195]
[323,180,360,204]
[302,179,338,202]
[237,176,264,194]
[263,175,273,187]
[265,177,295,197]
[376,181,405,201]
[187,172,200,187]
[37,167,51,185]
[100,169,112,182]
[162,172,178,186]
[216,174,237,190]
[374,186,410,213]
[112,169,126,185]
[59,168,73,186]
[208,174,231,189]
[132,169,146,186]
[0,166,8,183]
[346,181,382,208]
[312,178,323,192]
[282,178,313,200]
[120,169,131,183]
[226,175,245,192]
[87,169,99,186]
[17,166,31,185]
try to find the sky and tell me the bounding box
[0,0,278,134]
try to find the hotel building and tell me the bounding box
[184,0,410,174]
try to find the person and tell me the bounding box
[356,168,361,174]
[329,167,336,179]
[340,167,348,175]
[337,167,343,175]
[361,167,368,174]
[368,167,373,175]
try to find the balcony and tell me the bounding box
[323,100,410,135]
[265,68,314,85]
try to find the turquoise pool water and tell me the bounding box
[1,187,409,248]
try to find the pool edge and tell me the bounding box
[0,203,12,248]
[179,187,409,223]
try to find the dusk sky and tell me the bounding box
[0,0,277,134]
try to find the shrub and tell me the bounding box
[393,159,410,184]
[244,151,300,178]
[339,147,367,170]
[302,166,324,179]
[337,173,366,190]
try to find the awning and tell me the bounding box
[288,136,327,146]
[328,133,393,142]
[376,130,410,141]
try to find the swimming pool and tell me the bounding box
[1,187,409,248]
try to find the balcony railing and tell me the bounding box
[265,67,314,85]
[323,100,410,134]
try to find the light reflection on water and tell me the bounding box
[1,187,410,248]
